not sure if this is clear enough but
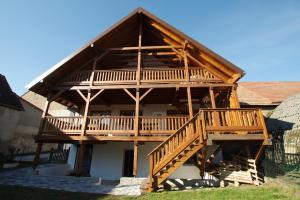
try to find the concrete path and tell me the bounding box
[0,164,141,196]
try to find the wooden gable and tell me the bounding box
[27,7,244,97]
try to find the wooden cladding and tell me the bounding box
[61,67,221,86]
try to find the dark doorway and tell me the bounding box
[123,149,134,177]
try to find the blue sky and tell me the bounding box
[0,0,299,95]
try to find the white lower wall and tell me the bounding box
[90,142,160,180]
[90,142,131,180]
[89,142,221,180]
[67,144,77,170]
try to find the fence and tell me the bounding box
[263,129,300,177]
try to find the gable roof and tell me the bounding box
[27,7,245,96]
[0,74,24,111]
[238,82,300,106]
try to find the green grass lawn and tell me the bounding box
[0,184,299,200]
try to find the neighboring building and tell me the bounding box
[267,92,300,132]
[12,91,74,154]
[0,74,73,155]
[27,8,270,191]
[265,93,300,171]
[238,82,300,116]
[0,74,24,154]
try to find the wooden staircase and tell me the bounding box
[147,112,207,192]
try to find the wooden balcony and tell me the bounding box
[60,67,222,86]
[42,115,189,136]
[40,109,268,143]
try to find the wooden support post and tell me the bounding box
[81,90,91,137]
[233,86,240,108]
[209,87,216,108]
[137,15,142,86]
[183,46,189,82]
[230,85,240,108]
[33,92,52,169]
[255,144,265,162]
[258,109,270,145]
[32,142,42,169]
[197,150,206,178]
[75,143,85,176]
[133,141,138,176]
[37,95,51,135]
[133,90,140,176]
[183,43,193,118]
[134,90,140,137]
[187,86,193,118]
[209,87,219,126]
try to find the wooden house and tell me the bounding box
[27,8,271,191]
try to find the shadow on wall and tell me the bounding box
[266,118,294,135]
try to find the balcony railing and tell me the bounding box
[60,67,222,86]
[41,109,266,138]
[202,109,264,133]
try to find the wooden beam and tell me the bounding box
[123,88,136,102]
[50,90,65,102]
[76,90,87,102]
[134,90,140,137]
[112,52,177,57]
[209,87,216,108]
[90,89,105,102]
[32,143,42,169]
[187,87,193,118]
[146,20,183,45]
[81,90,91,137]
[37,94,51,135]
[36,135,169,142]
[140,88,153,101]
[104,45,182,51]
[94,50,110,63]
[184,51,229,83]
[255,144,265,162]
[112,57,180,63]
[133,141,138,176]
[207,134,265,144]
[57,83,235,90]
[75,144,85,176]
[230,85,240,108]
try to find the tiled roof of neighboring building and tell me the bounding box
[237,82,300,106]
[0,74,24,111]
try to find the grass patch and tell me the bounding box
[0,184,299,200]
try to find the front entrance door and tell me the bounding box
[123,149,134,177]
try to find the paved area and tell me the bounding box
[0,164,141,196]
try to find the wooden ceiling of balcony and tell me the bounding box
[58,87,229,109]
[28,8,245,98]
